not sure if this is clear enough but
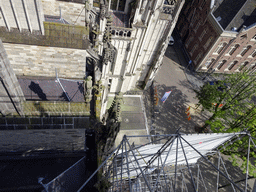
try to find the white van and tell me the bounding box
[168,36,174,46]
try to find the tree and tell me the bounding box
[194,71,256,176]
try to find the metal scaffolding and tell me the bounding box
[79,132,256,192]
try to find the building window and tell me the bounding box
[203,36,213,49]
[227,44,239,55]
[238,61,249,71]
[249,49,256,58]
[191,13,198,27]
[194,52,203,64]
[194,21,201,33]
[200,0,206,9]
[214,42,227,54]
[203,58,215,69]
[216,60,227,70]
[238,45,252,56]
[251,35,256,41]
[226,61,238,70]
[185,37,194,48]
[190,44,198,56]
[199,29,207,41]
[187,9,194,20]
[249,63,256,72]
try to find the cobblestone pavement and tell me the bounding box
[143,40,212,135]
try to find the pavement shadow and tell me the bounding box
[164,46,181,65]
[179,72,204,92]
[152,84,199,134]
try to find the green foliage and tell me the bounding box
[195,71,256,176]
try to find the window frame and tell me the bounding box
[238,61,249,71]
[190,43,198,56]
[199,28,207,41]
[213,42,227,55]
[216,60,227,70]
[202,58,215,69]
[249,49,256,58]
[203,36,213,50]
[226,44,239,56]
[237,45,252,57]
[226,61,238,71]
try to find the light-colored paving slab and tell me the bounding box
[107,95,150,146]
[114,129,149,148]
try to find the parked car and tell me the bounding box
[168,36,174,46]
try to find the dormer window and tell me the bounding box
[216,16,221,22]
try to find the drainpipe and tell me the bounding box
[0,77,21,116]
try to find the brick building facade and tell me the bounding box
[176,0,256,74]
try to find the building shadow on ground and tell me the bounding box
[164,46,181,65]
[152,84,200,134]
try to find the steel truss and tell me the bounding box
[78,132,256,192]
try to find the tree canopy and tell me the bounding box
[194,71,256,177]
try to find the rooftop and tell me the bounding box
[18,77,84,102]
[213,0,256,31]
[213,0,246,30]
[111,11,130,28]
